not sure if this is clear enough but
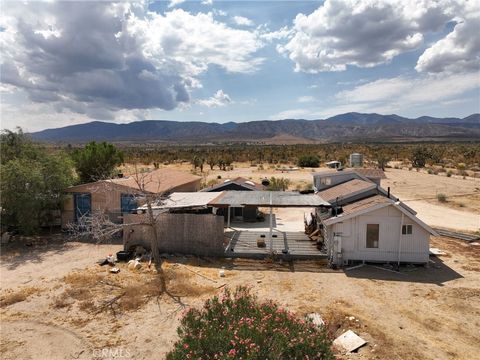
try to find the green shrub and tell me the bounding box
[167,286,334,360]
[297,155,320,168]
[437,193,447,203]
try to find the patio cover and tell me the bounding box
[208,191,330,208]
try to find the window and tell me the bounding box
[402,224,413,235]
[121,194,137,214]
[366,224,379,248]
[320,177,331,185]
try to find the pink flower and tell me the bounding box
[183,344,189,349]
[228,349,236,357]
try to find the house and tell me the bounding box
[314,170,436,266]
[200,177,265,222]
[61,168,202,228]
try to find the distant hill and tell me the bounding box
[29,112,480,143]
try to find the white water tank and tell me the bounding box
[349,153,363,167]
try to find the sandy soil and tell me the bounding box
[383,168,480,232]
[1,235,479,360]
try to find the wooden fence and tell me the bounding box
[123,213,225,257]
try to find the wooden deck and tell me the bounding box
[224,230,328,260]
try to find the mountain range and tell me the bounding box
[30,112,480,144]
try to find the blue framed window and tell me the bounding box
[121,194,137,214]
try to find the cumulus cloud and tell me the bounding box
[197,90,232,107]
[201,0,213,5]
[416,1,480,74]
[232,16,254,27]
[0,2,263,119]
[278,0,459,73]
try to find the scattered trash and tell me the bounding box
[109,267,120,274]
[98,255,116,267]
[333,330,367,353]
[116,250,131,262]
[348,316,356,321]
[429,247,447,256]
[128,259,142,270]
[219,270,225,278]
[256,280,262,284]
[306,313,325,327]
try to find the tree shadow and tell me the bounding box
[0,233,122,271]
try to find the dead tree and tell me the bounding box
[67,164,176,296]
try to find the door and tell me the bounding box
[74,193,91,222]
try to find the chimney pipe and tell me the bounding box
[387,187,390,198]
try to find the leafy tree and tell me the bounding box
[375,154,390,171]
[0,129,76,234]
[411,146,432,168]
[71,141,124,183]
[297,154,320,167]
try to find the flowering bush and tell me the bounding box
[166,286,333,360]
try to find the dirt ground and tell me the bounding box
[1,235,479,360]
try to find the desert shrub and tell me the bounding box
[446,171,453,177]
[427,169,434,174]
[0,287,40,307]
[297,155,320,168]
[267,177,290,191]
[166,286,334,360]
[437,193,447,203]
[217,175,222,179]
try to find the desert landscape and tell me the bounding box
[1,233,479,360]
[122,161,480,232]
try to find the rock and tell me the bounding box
[306,313,325,327]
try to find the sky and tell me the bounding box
[0,0,479,132]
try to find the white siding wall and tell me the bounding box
[329,205,429,264]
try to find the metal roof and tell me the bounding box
[317,179,376,203]
[139,192,222,210]
[209,191,330,207]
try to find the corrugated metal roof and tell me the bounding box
[317,179,376,202]
[209,191,330,207]
[139,192,222,210]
